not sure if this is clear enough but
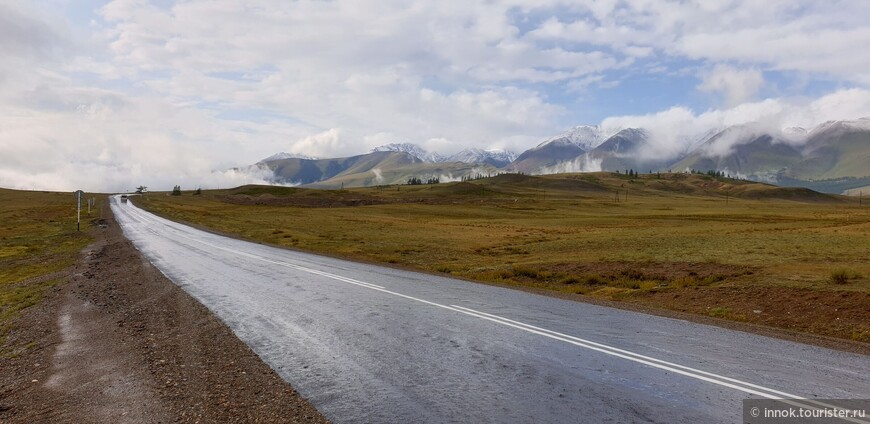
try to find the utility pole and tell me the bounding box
[74,190,84,232]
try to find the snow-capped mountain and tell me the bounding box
[814,117,870,133]
[447,148,517,168]
[236,117,869,193]
[683,127,725,155]
[782,127,808,143]
[259,152,318,162]
[510,125,609,172]
[579,128,672,173]
[539,125,608,151]
[593,128,650,154]
[370,143,445,163]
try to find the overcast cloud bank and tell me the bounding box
[1,1,869,192]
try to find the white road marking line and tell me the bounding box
[117,199,867,422]
[122,201,385,290]
[447,306,868,422]
[451,305,797,397]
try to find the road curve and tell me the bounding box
[111,196,869,423]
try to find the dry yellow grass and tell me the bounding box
[0,188,95,352]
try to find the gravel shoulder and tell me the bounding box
[0,202,329,423]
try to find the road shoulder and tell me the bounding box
[0,202,329,423]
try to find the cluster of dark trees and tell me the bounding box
[170,186,202,195]
[407,177,440,185]
[614,169,739,180]
[460,171,524,182]
[688,169,736,179]
[461,174,489,182]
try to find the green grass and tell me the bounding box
[708,307,730,318]
[0,188,94,352]
[135,172,870,341]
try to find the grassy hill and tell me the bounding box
[670,134,803,177]
[213,172,846,206]
[668,123,870,193]
[789,130,870,180]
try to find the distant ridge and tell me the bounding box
[260,152,318,162]
[247,117,870,193]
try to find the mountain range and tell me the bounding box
[239,118,870,193]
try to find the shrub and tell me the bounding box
[560,277,581,285]
[512,266,540,279]
[831,269,861,285]
[583,275,605,285]
[620,269,644,280]
[709,307,729,318]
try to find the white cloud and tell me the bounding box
[698,65,765,107]
[290,129,346,159]
[1,1,869,192]
[528,0,870,84]
[601,88,870,161]
[539,155,603,175]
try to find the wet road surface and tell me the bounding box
[112,197,869,423]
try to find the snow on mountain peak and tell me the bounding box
[612,127,649,140]
[781,127,808,143]
[259,152,318,162]
[447,148,517,166]
[370,143,445,162]
[539,125,607,151]
[807,118,870,140]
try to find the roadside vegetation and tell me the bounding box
[0,189,94,356]
[135,173,870,343]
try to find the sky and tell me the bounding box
[1,0,870,192]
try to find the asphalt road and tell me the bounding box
[112,197,869,423]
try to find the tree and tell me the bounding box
[194,187,202,195]
[171,185,182,196]
[136,185,147,194]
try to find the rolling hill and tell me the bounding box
[670,129,804,179]
[787,119,870,180]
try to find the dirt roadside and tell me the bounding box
[0,203,329,423]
